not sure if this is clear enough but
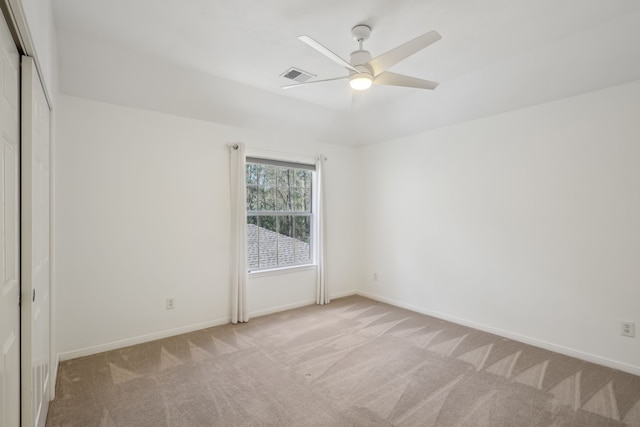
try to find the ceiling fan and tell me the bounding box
[282,25,441,91]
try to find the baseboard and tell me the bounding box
[356,290,640,377]
[249,299,316,318]
[248,289,358,318]
[58,290,360,362]
[330,289,358,299]
[51,352,60,399]
[58,317,230,361]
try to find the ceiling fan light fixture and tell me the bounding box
[289,27,441,94]
[349,72,373,91]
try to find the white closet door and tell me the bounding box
[21,55,52,427]
[0,10,21,427]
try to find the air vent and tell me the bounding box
[281,67,315,83]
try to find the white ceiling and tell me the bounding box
[52,0,640,146]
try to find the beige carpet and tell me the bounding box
[47,295,640,426]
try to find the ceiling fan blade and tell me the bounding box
[374,72,439,90]
[281,76,348,89]
[368,31,441,75]
[298,36,359,73]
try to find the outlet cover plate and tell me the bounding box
[621,321,635,337]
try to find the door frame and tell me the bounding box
[0,0,56,417]
[21,54,52,427]
[0,6,22,427]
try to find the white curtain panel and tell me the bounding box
[229,143,249,323]
[315,155,329,305]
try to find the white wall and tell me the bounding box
[55,78,640,375]
[55,95,360,358]
[359,80,640,374]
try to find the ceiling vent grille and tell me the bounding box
[281,67,315,83]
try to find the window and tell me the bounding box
[246,157,314,271]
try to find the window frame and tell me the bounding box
[245,157,316,273]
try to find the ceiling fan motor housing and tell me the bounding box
[350,25,373,78]
[350,50,372,70]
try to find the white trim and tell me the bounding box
[249,299,316,318]
[21,55,52,427]
[356,290,640,377]
[4,0,58,402]
[58,317,230,361]
[248,264,316,278]
[245,147,316,165]
[2,0,53,109]
[249,289,358,318]
[51,353,59,394]
[49,83,56,399]
[330,290,358,299]
[58,290,359,361]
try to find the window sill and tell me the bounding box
[248,264,317,278]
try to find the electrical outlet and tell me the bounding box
[621,321,635,337]
[166,297,176,310]
[373,273,378,282]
